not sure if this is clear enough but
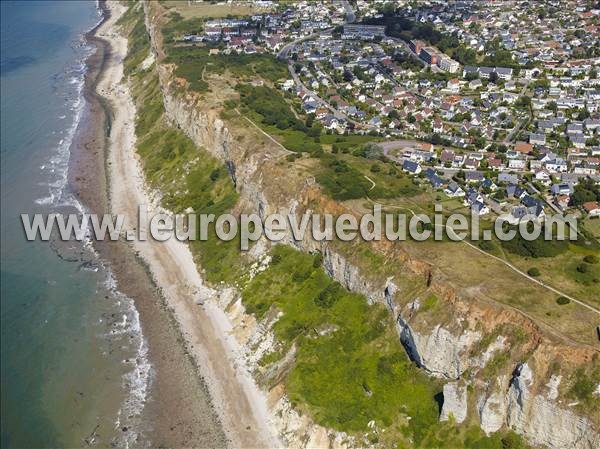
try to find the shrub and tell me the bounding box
[569,368,596,401]
[527,267,540,277]
[312,253,323,268]
[576,263,589,274]
[314,283,342,309]
[316,157,371,201]
[583,255,598,264]
[501,228,568,258]
[556,296,570,305]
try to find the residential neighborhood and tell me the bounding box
[177,0,600,222]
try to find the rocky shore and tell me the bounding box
[68,1,227,447]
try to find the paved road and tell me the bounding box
[278,0,355,59]
[339,0,355,23]
[277,30,330,60]
[288,63,348,120]
[503,81,531,143]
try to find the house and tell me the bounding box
[303,100,319,114]
[521,197,546,220]
[440,149,455,164]
[534,170,551,185]
[583,201,600,217]
[465,171,484,183]
[522,195,541,209]
[554,195,570,210]
[507,184,526,199]
[472,201,490,215]
[464,188,483,206]
[545,158,568,173]
[469,79,483,90]
[487,158,503,170]
[530,160,543,171]
[508,159,526,170]
[570,135,586,149]
[530,133,546,146]
[447,78,461,93]
[463,155,480,169]
[322,115,340,130]
[481,178,497,191]
[515,141,533,155]
[444,181,465,197]
[498,173,519,184]
[508,203,545,223]
[538,120,555,134]
[424,168,444,189]
[402,160,422,175]
[551,183,573,196]
[506,206,530,224]
[584,118,600,131]
[495,67,513,80]
[452,154,465,168]
[567,123,584,135]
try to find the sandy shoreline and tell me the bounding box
[94,2,281,447]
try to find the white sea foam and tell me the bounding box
[35,52,88,209]
[102,270,152,447]
[36,2,151,444]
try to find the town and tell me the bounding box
[178,0,600,225]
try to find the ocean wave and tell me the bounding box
[102,270,152,447]
[38,3,152,444]
[35,53,88,210]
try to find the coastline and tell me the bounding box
[71,1,281,447]
[97,2,282,447]
[69,1,227,447]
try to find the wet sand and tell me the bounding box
[69,1,227,447]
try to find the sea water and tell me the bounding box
[1,2,150,447]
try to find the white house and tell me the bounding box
[583,202,600,217]
[508,159,526,170]
[444,181,465,197]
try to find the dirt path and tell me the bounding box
[371,197,600,316]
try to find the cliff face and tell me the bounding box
[140,5,599,448]
[505,363,600,449]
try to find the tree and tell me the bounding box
[517,95,531,108]
[527,267,541,277]
[382,2,395,15]
[489,71,499,84]
[305,114,314,128]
